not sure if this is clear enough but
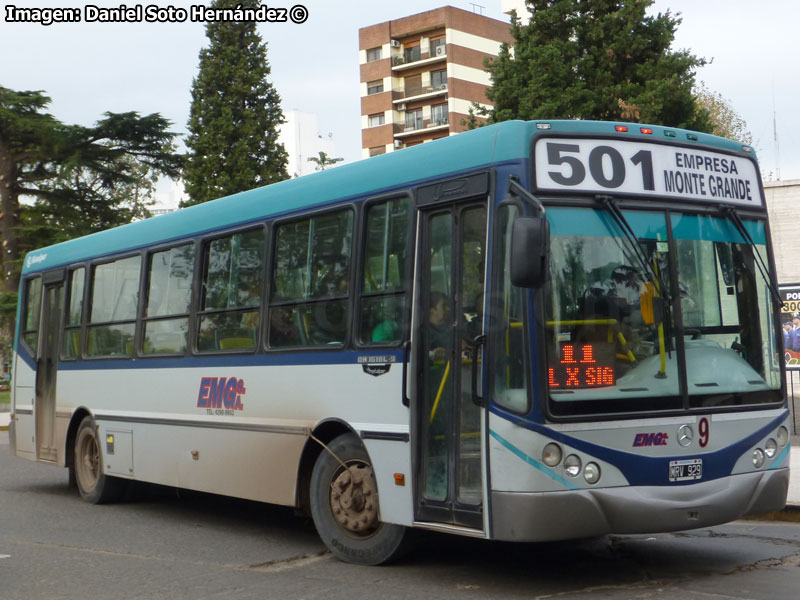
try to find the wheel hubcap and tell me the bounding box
[330,462,379,536]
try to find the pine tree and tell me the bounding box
[482,0,712,131]
[183,0,288,206]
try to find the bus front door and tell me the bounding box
[415,201,486,530]
[35,279,63,462]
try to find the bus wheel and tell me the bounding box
[310,433,409,565]
[73,416,124,504]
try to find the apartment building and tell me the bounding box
[358,6,512,158]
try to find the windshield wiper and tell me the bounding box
[596,195,673,378]
[718,205,782,306]
[596,195,671,305]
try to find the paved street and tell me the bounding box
[3,430,800,600]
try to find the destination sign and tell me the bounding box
[534,138,762,207]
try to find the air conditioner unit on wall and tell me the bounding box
[390,39,400,48]
[394,140,403,148]
[435,46,445,56]
[438,84,447,91]
[398,103,407,111]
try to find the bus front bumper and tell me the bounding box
[491,468,789,542]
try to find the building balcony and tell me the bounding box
[390,49,447,71]
[391,84,448,104]
[394,118,450,138]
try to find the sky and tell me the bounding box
[2,0,799,208]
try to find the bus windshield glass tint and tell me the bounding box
[544,207,781,417]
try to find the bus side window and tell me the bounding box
[87,256,141,358]
[269,209,353,348]
[143,244,195,355]
[197,228,265,353]
[21,276,43,355]
[359,197,410,345]
[62,268,85,359]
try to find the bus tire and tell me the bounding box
[310,433,409,565]
[73,416,124,504]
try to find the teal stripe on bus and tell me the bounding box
[20,119,757,275]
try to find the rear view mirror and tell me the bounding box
[510,216,549,288]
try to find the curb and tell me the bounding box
[746,504,800,523]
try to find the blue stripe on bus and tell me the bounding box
[489,429,579,490]
[490,406,789,486]
[15,345,404,371]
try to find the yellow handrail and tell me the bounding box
[429,360,450,424]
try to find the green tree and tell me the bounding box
[693,82,752,144]
[0,87,180,351]
[0,87,181,297]
[480,0,711,131]
[183,0,288,206]
[307,151,343,172]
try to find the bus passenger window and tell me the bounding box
[87,256,141,357]
[21,276,43,354]
[359,197,410,345]
[269,209,353,348]
[62,268,85,359]
[143,244,195,355]
[197,229,265,353]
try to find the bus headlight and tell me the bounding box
[764,438,777,459]
[542,443,563,467]
[777,426,789,448]
[752,448,765,468]
[583,462,601,485]
[564,454,582,477]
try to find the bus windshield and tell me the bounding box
[544,206,782,417]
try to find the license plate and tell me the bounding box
[669,459,702,482]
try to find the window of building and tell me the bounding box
[366,47,382,62]
[197,229,265,353]
[270,209,353,348]
[62,268,85,359]
[432,103,449,127]
[430,37,446,57]
[367,80,384,95]
[404,44,421,64]
[431,69,447,90]
[369,146,386,157]
[368,113,385,128]
[144,243,195,355]
[87,256,141,357]
[359,197,410,345]
[405,108,423,131]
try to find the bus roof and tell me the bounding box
[20,119,755,275]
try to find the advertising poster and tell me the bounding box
[780,284,800,369]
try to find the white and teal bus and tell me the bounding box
[10,120,790,565]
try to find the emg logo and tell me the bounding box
[633,432,669,447]
[196,377,246,411]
